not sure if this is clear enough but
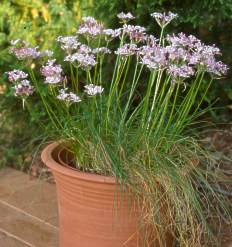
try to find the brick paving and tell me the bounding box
[0,168,58,247]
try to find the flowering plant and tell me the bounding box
[5,12,230,246]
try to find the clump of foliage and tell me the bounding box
[5,12,231,246]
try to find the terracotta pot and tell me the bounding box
[41,142,173,247]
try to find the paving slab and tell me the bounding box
[0,168,58,247]
[0,231,30,247]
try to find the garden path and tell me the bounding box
[0,168,58,247]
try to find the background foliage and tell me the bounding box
[0,0,232,168]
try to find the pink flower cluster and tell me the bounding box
[151,12,178,28]
[77,17,104,37]
[6,70,28,82]
[117,12,135,22]
[93,47,111,55]
[10,39,53,60]
[64,45,96,70]
[41,60,63,84]
[56,36,80,53]
[57,88,81,104]
[123,24,147,43]
[10,46,40,60]
[103,29,121,40]
[115,44,138,57]
[14,79,34,97]
[6,69,34,97]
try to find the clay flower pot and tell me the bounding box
[41,142,173,247]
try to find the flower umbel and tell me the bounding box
[77,16,103,37]
[6,70,28,82]
[84,84,104,96]
[14,79,34,97]
[10,39,40,60]
[56,36,80,53]
[117,12,135,22]
[41,60,63,84]
[151,11,178,28]
[115,44,138,57]
[57,88,81,104]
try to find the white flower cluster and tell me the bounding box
[56,36,80,52]
[84,84,104,96]
[57,88,81,104]
[14,79,34,97]
[117,12,135,22]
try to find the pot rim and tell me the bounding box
[41,142,117,184]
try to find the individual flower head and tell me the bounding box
[57,88,81,105]
[167,64,195,79]
[77,16,104,38]
[78,44,92,54]
[115,43,139,57]
[204,58,228,77]
[103,28,122,41]
[41,59,63,84]
[10,46,41,60]
[166,33,201,50]
[56,36,80,53]
[117,12,135,23]
[6,70,28,82]
[146,35,158,47]
[10,39,40,60]
[123,24,147,43]
[84,84,104,96]
[93,47,111,55]
[140,46,168,70]
[65,53,96,70]
[14,79,34,97]
[165,45,189,62]
[151,11,178,28]
[138,45,155,57]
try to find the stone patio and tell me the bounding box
[0,168,58,247]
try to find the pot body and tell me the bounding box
[41,143,173,247]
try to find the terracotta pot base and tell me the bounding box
[41,142,173,247]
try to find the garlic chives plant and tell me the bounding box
[5,12,230,246]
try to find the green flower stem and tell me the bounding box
[172,72,204,136]
[141,70,157,128]
[159,27,165,46]
[94,37,101,83]
[175,73,207,135]
[151,82,175,138]
[106,58,128,129]
[148,76,173,136]
[146,69,164,130]
[70,64,77,91]
[162,80,180,135]
[75,66,79,93]
[29,69,62,130]
[118,56,131,100]
[121,60,143,122]
[87,70,93,84]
